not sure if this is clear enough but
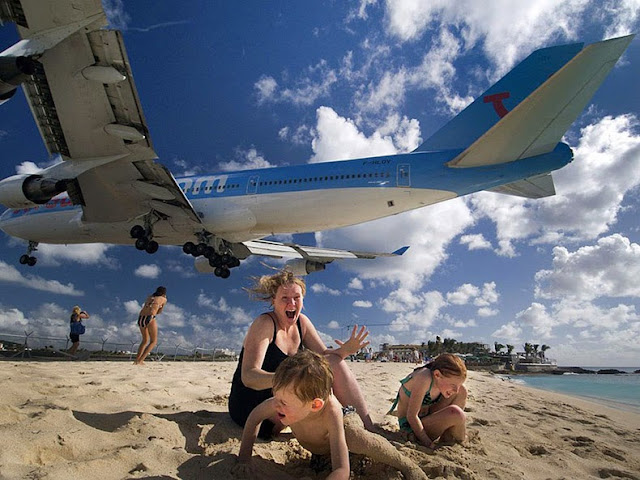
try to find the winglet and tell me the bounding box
[392,246,410,256]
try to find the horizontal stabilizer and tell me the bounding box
[488,174,556,199]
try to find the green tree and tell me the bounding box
[541,344,550,360]
[494,342,505,353]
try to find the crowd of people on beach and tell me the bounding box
[66,271,468,479]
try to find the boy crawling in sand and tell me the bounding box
[235,349,427,480]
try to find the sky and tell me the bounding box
[1,0,639,367]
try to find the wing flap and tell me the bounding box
[78,159,201,226]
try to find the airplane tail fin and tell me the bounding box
[414,35,635,167]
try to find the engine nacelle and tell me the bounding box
[0,174,67,208]
[0,55,37,105]
[285,259,327,276]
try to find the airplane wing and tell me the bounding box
[6,0,201,227]
[196,240,409,275]
[241,240,409,261]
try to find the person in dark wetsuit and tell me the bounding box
[229,270,373,439]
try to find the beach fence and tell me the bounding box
[0,331,235,362]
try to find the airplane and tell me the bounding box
[0,1,635,279]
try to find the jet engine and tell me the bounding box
[0,55,37,105]
[0,174,67,208]
[285,259,327,276]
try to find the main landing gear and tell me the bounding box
[182,235,241,279]
[130,222,159,254]
[18,240,38,267]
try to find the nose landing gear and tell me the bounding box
[19,241,38,266]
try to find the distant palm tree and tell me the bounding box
[506,344,514,355]
[523,343,533,359]
[541,344,550,360]
[494,342,505,353]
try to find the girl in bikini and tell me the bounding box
[134,286,167,365]
[388,353,467,450]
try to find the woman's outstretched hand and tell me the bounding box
[334,324,370,357]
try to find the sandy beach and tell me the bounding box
[0,360,638,480]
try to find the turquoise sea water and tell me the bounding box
[505,367,640,413]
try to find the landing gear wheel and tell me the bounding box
[135,237,149,250]
[209,254,223,268]
[145,240,159,254]
[183,241,195,254]
[221,254,232,266]
[204,246,216,259]
[27,256,37,266]
[195,243,207,256]
[130,225,145,239]
[214,266,230,278]
[19,254,29,265]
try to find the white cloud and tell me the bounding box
[348,277,364,290]
[384,1,590,75]
[196,294,252,325]
[470,114,640,254]
[134,264,161,279]
[459,234,492,250]
[124,300,141,315]
[35,243,117,267]
[254,75,278,104]
[309,107,402,163]
[447,283,480,305]
[491,321,522,343]
[477,307,498,317]
[254,60,337,107]
[311,283,341,296]
[516,302,555,338]
[327,320,341,329]
[535,234,640,301]
[353,300,373,308]
[218,147,275,171]
[0,260,83,296]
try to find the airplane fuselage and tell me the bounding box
[0,143,573,246]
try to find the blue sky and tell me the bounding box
[1,1,639,366]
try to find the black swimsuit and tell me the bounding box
[228,312,303,439]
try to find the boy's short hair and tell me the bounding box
[273,350,333,403]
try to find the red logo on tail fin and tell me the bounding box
[484,92,510,118]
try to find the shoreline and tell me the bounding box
[1,360,639,479]
[494,371,640,415]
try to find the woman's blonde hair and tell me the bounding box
[427,353,467,379]
[247,270,306,302]
[273,350,333,403]
[72,306,81,314]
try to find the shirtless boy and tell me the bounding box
[236,349,427,480]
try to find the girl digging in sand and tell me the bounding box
[388,353,467,451]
